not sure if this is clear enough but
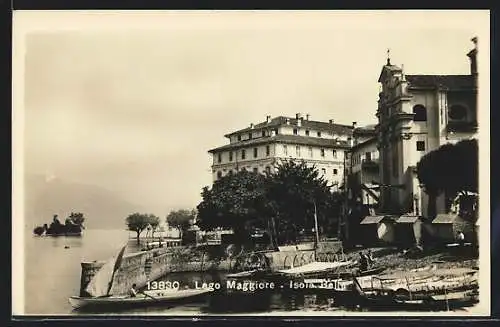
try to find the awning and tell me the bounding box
[396,215,421,224]
[360,215,387,225]
[432,213,461,224]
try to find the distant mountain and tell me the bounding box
[23,174,146,230]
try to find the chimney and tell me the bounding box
[352,121,357,129]
[266,115,271,123]
[306,114,310,121]
[250,123,254,129]
[467,37,478,76]
[295,113,302,120]
[329,119,334,124]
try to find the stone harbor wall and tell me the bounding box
[79,240,344,296]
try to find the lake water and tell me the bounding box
[22,229,477,316]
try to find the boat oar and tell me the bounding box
[140,291,160,302]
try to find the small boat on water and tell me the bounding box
[69,243,210,311]
[69,289,210,310]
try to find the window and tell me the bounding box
[228,170,233,176]
[448,104,468,120]
[274,128,279,135]
[248,133,253,140]
[241,149,246,159]
[229,151,233,161]
[237,134,241,141]
[321,168,326,175]
[413,105,427,122]
[308,147,313,158]
[265,166,271,174]
[216,171,222,179]
[305,130,310,136]
[217,153,222,163]
[365,152,372,161]
[416,141,426,151]
[296,146,301,157]
[253,147,258,158]
[320,149,325,157]
[293,128,298,135]
[283,145,288,156]
[262,130,266,137]
[317,131,322,137]
[266,145,270,156]
[332,149,337,158]
[253,167,259,173]
[333,169,338,175]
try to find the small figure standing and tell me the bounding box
[129,283,138,297]
[366,250,375,268]
[359,252,368,271]
[457,231,465,246]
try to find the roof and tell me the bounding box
[360,215,390,225]
[406,75,475,91]
[225,116,353,138]
[432,213,463,224]
[351,136,377,150]
[209,134,351,153]
[378,63,402,82]
[396,215,422,224]
[353,124,377,136]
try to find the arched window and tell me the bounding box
[448,104,468,121]
[413,105,427,122]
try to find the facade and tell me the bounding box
[375,40,478,218]
[348,124,380,208]
[208,114,354,188]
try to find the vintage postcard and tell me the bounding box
[12,10,491,317]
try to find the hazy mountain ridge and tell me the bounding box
[23,174,146,230]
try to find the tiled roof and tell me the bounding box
[225,116,353,137]
[396,215,421,224]
[209,134,351,153]
[432,213,463,224]
[351,137,377,150]
[360,215,388,225]
[406,75,475,90]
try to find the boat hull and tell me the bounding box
[69,289,211,311]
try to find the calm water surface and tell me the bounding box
[24,229,344,315]
[24,229,475,316]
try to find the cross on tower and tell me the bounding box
[386,48,391,65]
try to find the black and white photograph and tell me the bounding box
[12,10,490,316]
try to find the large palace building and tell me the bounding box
[208,114,354,188]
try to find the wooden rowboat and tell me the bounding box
[69,288,211,310]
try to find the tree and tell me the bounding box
[197,170,269,243]
[266,160,339,244]
[69,212,85,228]
[125,213,160,244]
[416,139,478,217]
[166,209,195,239]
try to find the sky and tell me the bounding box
[14,10,489,217]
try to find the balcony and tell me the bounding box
[361,158,380,170]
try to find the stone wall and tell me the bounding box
[79,240,344,296]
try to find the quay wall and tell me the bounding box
[79,241,343,296]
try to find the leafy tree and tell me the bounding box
[125,213,160,244]
[197,170,269,243]
[266,160,339,244]
[166,209,195,239]
[416,138,478,217]
[69,212,85,227]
